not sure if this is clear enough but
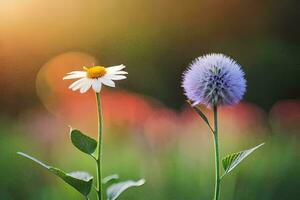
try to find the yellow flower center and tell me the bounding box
[83,66,107,78]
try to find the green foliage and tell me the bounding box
[106,179,145,200]
[103,174,119,184]
[17,152,93,197]
[222,143,265,176]
[6,131,300,200]
[69,128,97,155]
[188,102,213,132]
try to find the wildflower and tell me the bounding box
[182,53,246,108]
[63,64,128,93]
[19,62,145,200]
[182,54,263,200]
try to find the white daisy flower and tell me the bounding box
[63,64,127,93]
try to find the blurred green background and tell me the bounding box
[0,0,299,199]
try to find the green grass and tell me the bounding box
[0,118,299,200]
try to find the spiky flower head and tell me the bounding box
[182,53,246,108]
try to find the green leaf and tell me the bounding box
[193,106,210,125]
[17,152,93,196]
[187,101,213,132]
[103,174,119,184]
[107,179,145,200]
[70,128,97,155]
[222,143,265,176]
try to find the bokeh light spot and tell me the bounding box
[36,51,97,122]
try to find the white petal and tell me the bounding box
[100,77,115,87]
[68,78,86,90]
[63,73,86,80]
[67,71,86,75]
[80,79,92,93]
[106,74,127,80]
[92,79,102,93]
[113,70,128,75]
[72,78,88,91]
[106,64,126,74]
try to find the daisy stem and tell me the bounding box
[213,105,221,200]
[95,92,103,200]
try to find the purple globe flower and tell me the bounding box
[182,53,246,108]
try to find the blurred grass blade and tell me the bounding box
[107,179,145,200]
[222,143,265,176]
[17,152,93,196]
[103,174,119,184]
[69,128,97,155]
